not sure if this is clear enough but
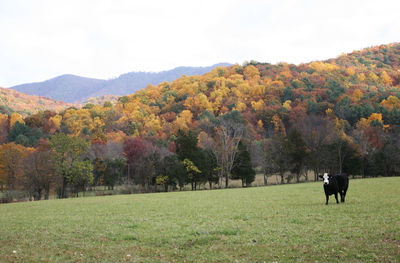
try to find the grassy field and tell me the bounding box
[0,177,399,262]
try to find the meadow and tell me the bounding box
[0,177,399,262]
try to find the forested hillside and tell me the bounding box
[0,87,74,116]
[1,43,400,201]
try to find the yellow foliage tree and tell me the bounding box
[9,113,24,128]
[106,131,127,143]
[257,120,263,129]
[380,71,392,85]
[271,114,286,136]
[0,143,33,190]
[283,100,292,111]
[310,62,339,72]
[345,68,356,76]
[143,114,162,136]
[367,113,383,124]
[381,95,400,111]
[357,73,366,82]
[243,65,260,84]
[234,100,247,112]
[351,89,363,103]
[63,108,93,136]
[251,99,265,112]
[174,110,193,131]
[49,114,62,133]
[367,72,379,83]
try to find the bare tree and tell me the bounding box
[268,135,290,184]
[214,112,246,188]
[250,139,275,185]
[295,115,332,180]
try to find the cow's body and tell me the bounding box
[319,173,349,205]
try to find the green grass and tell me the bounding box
[0,177,399,262]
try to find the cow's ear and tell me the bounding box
[318,175,323,178]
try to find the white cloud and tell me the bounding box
[0,0,399,87]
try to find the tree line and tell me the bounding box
[1,108,399,202]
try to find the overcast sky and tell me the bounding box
[0,0,399,87]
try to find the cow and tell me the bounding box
[319,173,349,205]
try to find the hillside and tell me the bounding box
[10,63,231,103]
[107,43,400,137]
[3,43,400,148]
[0,87,75,115]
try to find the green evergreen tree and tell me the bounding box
[232,142,255,187]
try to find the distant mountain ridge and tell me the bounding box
[10,63,231,103]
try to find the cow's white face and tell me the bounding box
[323,173,329,185]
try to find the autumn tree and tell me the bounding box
[21,141,55,200]
[123,137,147,183]
[50,133,93,198]
[9,113,24,128]
[123,137,160,192]
[183,159,201,190]
[0,143,31,191]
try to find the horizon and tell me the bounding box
[6,62,233,87]
[1,0,399,87]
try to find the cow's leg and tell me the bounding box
[325,194,329,205]
[334,192,339,204]
[342,188,347,203]
[340,190,344,202]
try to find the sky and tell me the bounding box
[0,0,399,87]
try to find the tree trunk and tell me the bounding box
[264,173,268,186]
[37,189,42,200]
[61,176,68,198]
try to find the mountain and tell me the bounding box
[10,63,231,103]
[10,75,107,104]
[0,87,75,116]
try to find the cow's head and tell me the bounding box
[319,173,330,185]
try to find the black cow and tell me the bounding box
[319,173,349,205]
